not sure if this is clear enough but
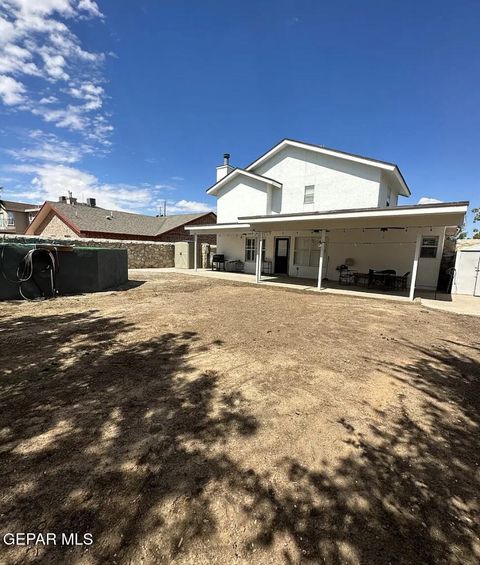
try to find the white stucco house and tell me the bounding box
[189,139,468,300]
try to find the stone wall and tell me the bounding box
[201,243,217,268]
[0,234,174,269]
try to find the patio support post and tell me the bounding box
[317,229,326,290]
[409,232,422,301]
[255,234,262,283]
[194,233,198,271]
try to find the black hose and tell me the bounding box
[1,246,57,301]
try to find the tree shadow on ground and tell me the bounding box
[232,339,480,564]
[0,311,256,563]
[1,312,479,564]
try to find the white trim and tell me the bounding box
[245,139,411,196]
[194,233,198,272]
[241,204,468,224]
[187,223,251,233]
[206,169,282,195]
[410,233,422,300]
[317,230,326,290]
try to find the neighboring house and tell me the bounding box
[188,139,468,299]
[26,196,216,243]
[0,200,40,235]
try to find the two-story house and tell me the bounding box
[0,200,40,235]
[188,139,468,300]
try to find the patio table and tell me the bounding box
[355,271,397,290]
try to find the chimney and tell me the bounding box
[65,190,77,205]
[59,195,67,203]
[86,197,96,207]
[216,152,233,182]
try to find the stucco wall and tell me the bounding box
[217,226,445,289]
[1,234,174,269]
[253,146,383,214]
[216,176,269,223]
[0,209,30,235]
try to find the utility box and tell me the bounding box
[175,241,194,269]
[0,244,128,301]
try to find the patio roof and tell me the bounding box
[188,202,468,234]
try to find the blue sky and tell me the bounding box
[0,1,478,230]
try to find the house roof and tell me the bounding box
[28,201,215,237]
[0,199,40,212]
[188,201,469,233]
[206,168,282,195]
[244,138,411,197]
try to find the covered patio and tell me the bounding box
[188,202,467,301]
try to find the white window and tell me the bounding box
[7,211,15,226]
[245,237,265,262]
[304,185,315,204]
[420,236,438,258]
[294,237,321,267]
[245,237,256,261]
[28,213,36,224]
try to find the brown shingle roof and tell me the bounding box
[49,201,214,237]
[0,199,39,212]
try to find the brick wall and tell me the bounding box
[1,234,174,269]
[39,213,78,238]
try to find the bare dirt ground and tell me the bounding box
[0,271,479,565]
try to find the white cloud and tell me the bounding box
[8,162,153,212]
[40,50,69,80]
[418,197,443,205]
[0,0,110,143]
[166,199,214,214]
[154,183,176,191]
[77,0,103,19]
[69,81,104,110]
[0,74,26,105]
[38,95,58,104]
[171,176,184,181]
[5,130,93,163]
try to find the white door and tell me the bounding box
[455,250,480,296]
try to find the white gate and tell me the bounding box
[454,250,480,296]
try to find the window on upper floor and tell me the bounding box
[28,212,36,224]
[420,236,439,258]
[7,211,15,226]
[304,185,315,204]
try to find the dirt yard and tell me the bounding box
[0,272,479,564]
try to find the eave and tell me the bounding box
[206,168,282,195]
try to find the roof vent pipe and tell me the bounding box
[223,153,230,166]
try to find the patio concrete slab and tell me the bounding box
[420,294,480,317]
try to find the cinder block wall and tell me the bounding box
[0,234,175,269]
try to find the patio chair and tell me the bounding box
[395,271,410,290]
[339,270,356,285]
